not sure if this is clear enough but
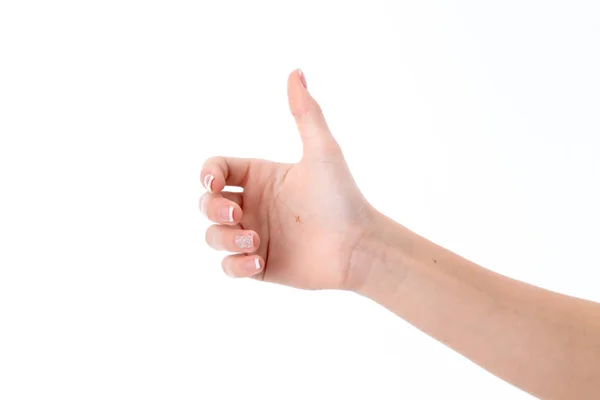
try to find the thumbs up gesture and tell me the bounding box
[200,69,374,290]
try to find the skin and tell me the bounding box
[200,69,600,399]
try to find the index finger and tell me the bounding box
[201,156,252,193]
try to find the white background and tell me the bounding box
[1,1,599,398]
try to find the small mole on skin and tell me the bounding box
[433,259,437,263]
[295,216,301,223]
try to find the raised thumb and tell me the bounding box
[287,69,341,160]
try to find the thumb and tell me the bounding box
[287,69,341,160]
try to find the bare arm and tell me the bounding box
[352,211,600,399]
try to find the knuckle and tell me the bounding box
[204,156,223,166]
[204,228,212,245]
[221,257,235,277]
[206,225,225,248]
[199,193,209,213]
[203,156,228,173]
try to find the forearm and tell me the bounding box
[352,211,600,399]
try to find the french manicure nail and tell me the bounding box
[244,258,261,272]
[218,205,234,222]
[235,233,254,249]
[204,174,214,192]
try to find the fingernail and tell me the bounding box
[298,68,307,89]
[244,258,261,272]
[235,233,254,249]
[204,174,214,192]
[218,205,234,222]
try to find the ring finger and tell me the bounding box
[205,225,260,253]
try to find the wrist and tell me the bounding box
[346,210,415,297]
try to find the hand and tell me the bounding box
[200,69,374,290]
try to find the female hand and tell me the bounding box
[200,69,373,290]
[201,70,600,400]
